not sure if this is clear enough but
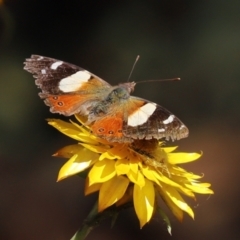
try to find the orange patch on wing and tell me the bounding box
[44,95,86,115]
[126,99,145,115]
[91,116,124,139]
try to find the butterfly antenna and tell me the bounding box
[137,78,181,84]
[127,55,140,82]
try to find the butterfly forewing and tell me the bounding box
[24,55,112,115]
[24,55,110,95]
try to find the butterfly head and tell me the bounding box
[119,81,136,93]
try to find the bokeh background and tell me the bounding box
[1,0,240,239]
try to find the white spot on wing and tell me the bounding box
[59,70,91,92]
[128,103,156,127]
[51,61,63,70]
[163,115,174,124]
[179,124,185,130]
[158,128,165,133]
[37,56,43,60]
[41,69,46,74]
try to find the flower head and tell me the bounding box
[48,115,213,228]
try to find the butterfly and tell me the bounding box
[24,55,189,142]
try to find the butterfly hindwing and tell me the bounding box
[89,96,188,142]
[41,94,93,116]
[123,97,189,141]
[91,115,126,141]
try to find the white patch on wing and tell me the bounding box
[50,61,63,70]
[158,128,165,132]
[41,69,46,74]
[37,56,43,60]
[59,70,91,92]
[128,103,156,127]
[163,115,175,124]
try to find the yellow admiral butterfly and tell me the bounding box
[24,55,189,142]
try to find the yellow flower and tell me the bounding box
[48,116,213,228]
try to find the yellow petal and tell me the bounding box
[57,148,99,181]
[127,169,145,187]
[98,176,129,211]
[185,183,214,194]
[133,178,155,228]
[141,166,161,186]
[85,177,102,195]
[168,152,201,164]
[115,158,130,175]
[171,166,203,179]
[162,146,178,153]
[99,151,118,160]
[80,143,107,154]
[161,184,194,219]
[127,157,145,186]
[53,144,83,158]
[129,160,138,174]
[153,171,190,194]
[88,159,116,185]
[157,185,183,221]
[48,119,96,144]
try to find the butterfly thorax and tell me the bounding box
[90,83,134,118]
[106,85,130,102]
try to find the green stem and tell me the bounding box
[70,201,98,240]
[70,201,133,240]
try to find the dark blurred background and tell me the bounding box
[1,0,240,239]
